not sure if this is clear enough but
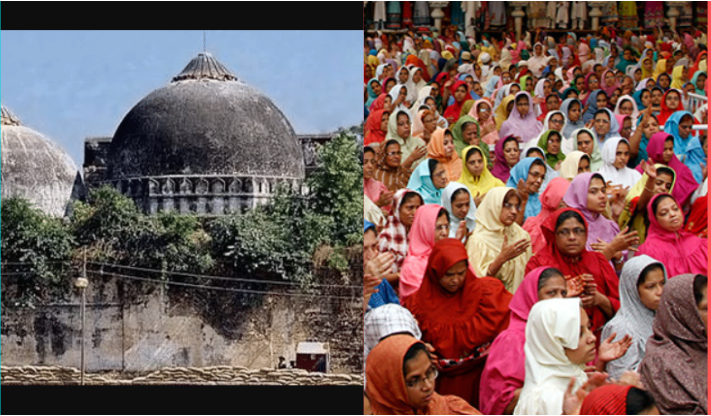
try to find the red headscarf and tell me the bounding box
[579,385,633,415]
[656,89,682,125]
[525,208,620,340]
[404,238,512,407]
[443,80,470,125]
[364,109,390,146]
[369,93,388,112]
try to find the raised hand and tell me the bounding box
[365,252,395,281]
[501,234,531,262]
[375,190,394,208]
[565,275,585,298]
[455,220,468,242]
[516,178,529,201]
[598,332,633,363]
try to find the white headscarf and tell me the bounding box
[441,182,477,240]
[364,304,422,361]
[514,298,588,415]
[602,255,668,380]
[597,136,642,189]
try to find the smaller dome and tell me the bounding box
[172,53,237,82]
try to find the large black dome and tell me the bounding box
[108,53,305,180]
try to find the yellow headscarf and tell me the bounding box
[640,57,654,79]
[618,164,676,244]
[670,65,685,89]
[467,187,532,294]
[457,145,505,200]
[653,59,668,80]
[495,95,515,131]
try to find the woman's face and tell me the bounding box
[547,133,562,155]
[499,193,521,227]
[452,191,471,220]
[502,72,512,84]
[568,102,581,122]
[564,307,597,365]
[658,75,671,89]
[430,83,440,97]
[577,132,595,156]
[472,82,484,97]
[396,113,411,139]
[662,139,675,163]
[443,133,455,158]
[652,172,674,194]
[385,79,396,92]
[466,150,485,177]
[516,97,530,117]
[412,69,422,84]
[646,79,656,90]
[384,96,393,110]
[493,67,502,76]
[678,116,694,139]
[454,85,467,102]
[595,65,604,79]
[543,80,552,96]
[641,91,651,108]
[578,157,591,174]
[634,69,642,83]
[697,74,707,91]
[371,81,382,96]
[399,195,422,228]
[638,267,666,311]
[623,49,632,61]
[404,350,436,409]
[434,212,450,242]
[424,97,437,112]
[555,217,587,256]
[364,151,377,179]
[610,89,621,106]
[685,83,696,97]
[384,143,402,168]
[380,112,390,132]
[538,274,568,300]
[613,141,631,169]
[547,96,560,112]
[596,93,608,109]
[549,114,565,132]
[586,177,608,214]
[681,67,688,81]
[665,91,680,111]
[620,118,632,139]
[474,65,482,78]
[535,44,542,55]
[619,99,634,116]
[593,112,611,136]
[576,77,585,92]
[477,103,492,122]
[642,116,660,138]
[431,162,449,189]
[462,123,480,145]
[526,163,546,194]
[651,89,663,105]
[465,77,476,92]
[399,68,410,84]
[604,71,615,86]
[504,140,520,167]
[510,84,521,95]
[643,58,653,72]
[506,101,515,118]
[525,77,533,92]
[439,260,467,294]
[655,196,683,232]
[588,75,599,91]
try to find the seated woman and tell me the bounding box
[602,255,668,380]
[522,147,559,195]
[535,130,566,170]
[636,193,708,277]
[411,108,437,144]
[591,108,624,147]
[479,267,568,415]
[581,89,607,124]
[467,187,532,294]
[559,151,591,181]
[374,140,414,193]
[513,298,597,415]
[386,109,428,170]
[571,128,603,171]
[579,385,659,415]
[404,239,512,408]
[399,205,452,300]
[499,91,544,144]
[364,146,392,211]
[639,274,708,415]
[451,115,490,166]
[525,208,621,343]
[628,109,661,168]
[444,80,471,125]
[366,334,482,415]
[364,109,390,146]
[491,135,521,183]
[505,157,547,223]
[467,99,499,146]
[523,177,571,256]
[458,145,504,207]
[378,189,424,287]
[407,159,449,205]
[426,128,462,182]
[598,137,642,190]
[441,182,477,242]
[656,88,683,125]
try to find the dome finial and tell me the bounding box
[171,52,237,83]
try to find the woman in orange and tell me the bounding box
[427,128,462,182]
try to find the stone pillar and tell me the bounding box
[588,1,605,31]
[463,1,475,38]
[508,2,527,41]
[666,2,685,32]
[429,1,448,33]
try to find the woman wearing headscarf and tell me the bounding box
[634,131,699,207]
[467,99,499,146]
[366,78,382,109]
[365,334,482,415]
[378,189,424,279]
[525,208,621,344]
[513,298,593,415]
[656,88,682,125]
[523,177,571,256]
[664,110,699,158]
[499,91,544,144]
[571,127,603,171]
[443,80,471,125]
[591,108,624,147]
[458,145,504,207]
[602,255,668,380]
[407,158,449,205]
[374,140,416,193]
[399,204,450,300]
[613,94,641,124]
[386,109,428,170]
[670,65,688,90]
[635,193,708,276]
[506,157,547,222]
[535,130,566,170]
[479,267,569,415]
[450,114,485,161]
[690,70,707,96]
[560,98,584,149]
[467,187,532,294]
[426,128,461,182]
[581,89,607,124]
[579,385,659,415]
[491,135,521,184]
[639,274,708,415]
[364,146,391,209]
[559,151,591,181]
[364,109,391,147]
[494,94,516,132]
[601,69,621,97]
[441,182,477,242]
[598,137,642,190]
[404,238,512,408]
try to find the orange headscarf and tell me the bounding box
[426,128,462,181]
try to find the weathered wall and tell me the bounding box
[1,276,362,373]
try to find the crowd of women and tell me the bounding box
[363,23,708,415]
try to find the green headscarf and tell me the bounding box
[536,130,566,169]
[451,115,491,168]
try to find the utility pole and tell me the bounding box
[75,249,89,385]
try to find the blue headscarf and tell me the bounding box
[684,136,706,184]
[582,89,606,123]
[364,219,400,310]
[664,110,697,156]
[632,89,647,110]
[406,159,444,205]
[629,113,660,168]
[505,157,543,220]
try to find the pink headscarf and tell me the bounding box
[562,172,621,250]
[479,266,550,415]
[399,204,443,300]
[498,91,544,144]
[601,69,620,97]
[635,193,708,277]
[578,41,591,64]
[523,177,571,256]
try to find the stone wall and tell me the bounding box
[1,365,363,386]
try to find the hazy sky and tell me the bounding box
[1,30,363,167]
